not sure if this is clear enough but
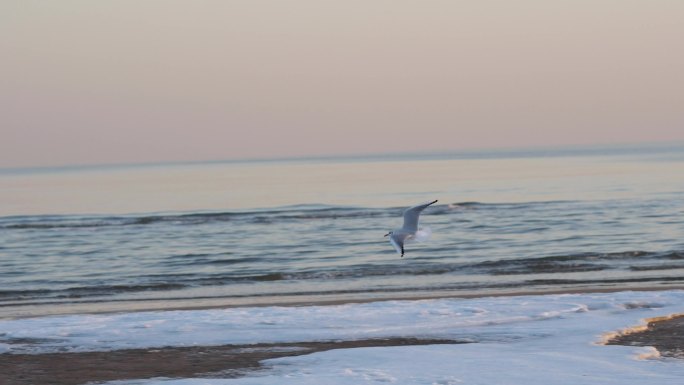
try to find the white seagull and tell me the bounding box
[384,200,438,257]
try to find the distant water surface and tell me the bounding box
[1,145,683,318]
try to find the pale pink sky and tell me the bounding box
[2,1,683,168]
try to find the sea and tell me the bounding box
[2,144,684,319]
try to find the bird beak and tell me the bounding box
[384,232,390,237]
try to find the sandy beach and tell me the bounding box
[1,338,461,385]
[607,314,684,359]
[6,284,684,320]
[3,290,684,385]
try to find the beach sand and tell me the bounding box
[606,314,684,359]
[5,320,684,385]
[1,338,460,385]
[3,290,684,385]
[7,284,684,320]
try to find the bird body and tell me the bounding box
[385,200,438,257]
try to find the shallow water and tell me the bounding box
[1,145,684,317]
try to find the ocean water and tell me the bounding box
[1,145,684,318]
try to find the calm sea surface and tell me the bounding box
[1,145,684,318]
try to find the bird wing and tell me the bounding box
[402,200,438,232]
[389,234,404,255]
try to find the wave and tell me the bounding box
[472,250,684,275]
[0,201,578,230]
[3,249,683,304]
[0,282,187,302]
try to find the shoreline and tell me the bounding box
[3,288,684,385]
[3,284,684,320]
[4,313,684,385]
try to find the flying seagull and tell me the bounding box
[384,200,438,257]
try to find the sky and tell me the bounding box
[2,0,683,168]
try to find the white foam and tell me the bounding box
[3,291,684,384]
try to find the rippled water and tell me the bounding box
[1,145,684,317]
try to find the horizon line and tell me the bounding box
[2,141,683,174]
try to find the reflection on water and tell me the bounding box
[2,145,684,216]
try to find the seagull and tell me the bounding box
[384,200,438,257]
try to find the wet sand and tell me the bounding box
[7,318,684,385]
[1,338,462,385]
[606,314,684,359]
[4,289,684,385]
[6,317,684,385]
[6,284,684,320]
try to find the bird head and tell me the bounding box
[384,231,392,237]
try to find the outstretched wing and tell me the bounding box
[402,200,438,232]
